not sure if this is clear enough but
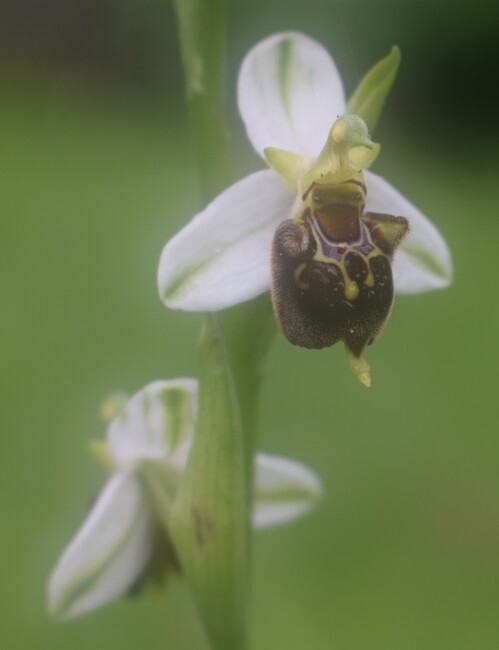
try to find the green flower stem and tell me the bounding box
[170,315,249,650]
[172,2,275,648]
[172,0,276,465]
[219,296,276,481]
[173,0,230,201]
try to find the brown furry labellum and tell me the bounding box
[271,178,409,361]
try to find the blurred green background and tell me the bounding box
[2,1,499,648]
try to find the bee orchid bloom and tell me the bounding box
[47,380,321,620]
[157,33,452,383]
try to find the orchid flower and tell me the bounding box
[157,33,452,383]
[47,379,322,620]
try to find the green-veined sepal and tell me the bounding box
[47,473,152,620]
[365,171,453,291]
[253,453,322,528]
[106,379,197,472]
[238,32,346,158]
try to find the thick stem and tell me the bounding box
[173,0,231,201]
[172,2,249,649]
[173,0,276,494]
[172,4,278,649]
[220,295,276,481]
[170,315,249,650]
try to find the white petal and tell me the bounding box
[252,453,322,529]
[238,32,346,158]
[107,379,198,470]
[47,473,152,619]
[365,171,453,292]
[158,170,293,311]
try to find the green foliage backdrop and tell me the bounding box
[2,1,498,648]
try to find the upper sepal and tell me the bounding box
[238,32,346,158]
[107,379,198,471]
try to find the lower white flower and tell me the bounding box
[47,379,322,620]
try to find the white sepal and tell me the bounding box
[107,379,198,471]
[158,170,292,311]
[47,473,152,620]
[365,171,453,292]
[253,453,322,529]
[238,32,346,159]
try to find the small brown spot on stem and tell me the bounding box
[192,506,214,549]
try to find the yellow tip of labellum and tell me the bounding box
[346,348,372,388]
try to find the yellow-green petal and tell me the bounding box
[347,46,401,133]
